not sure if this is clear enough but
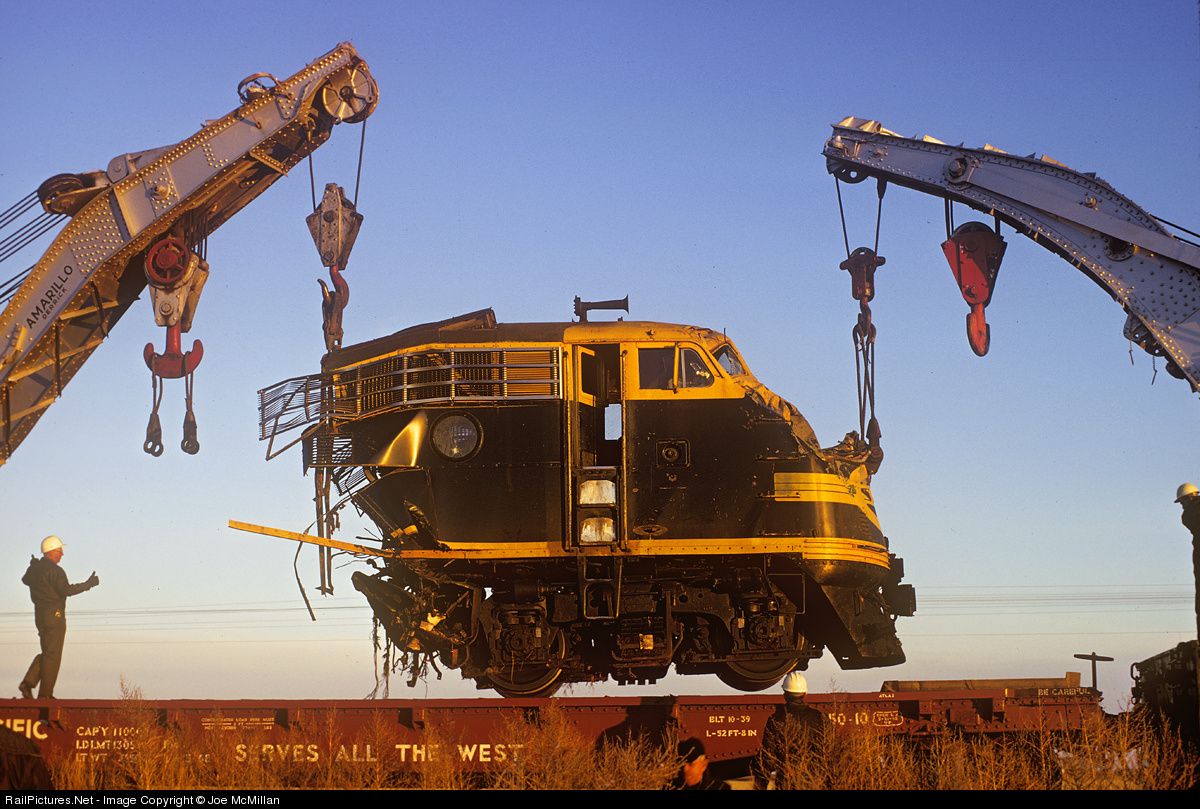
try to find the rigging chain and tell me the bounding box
[181,368,199,454]
[834,176,887,471]
[143,374,165,457]
[295,115,370,610]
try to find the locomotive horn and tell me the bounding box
[573,295,629,323]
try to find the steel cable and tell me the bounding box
[0,211,56,254]
[0,213,62,263]
[353,118,367,207]
[1149,212,1200,248]
[0,265,34,303]
[0,193,38,231]
[0,211,52,252]
[0,265,32,289]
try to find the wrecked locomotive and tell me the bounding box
[254,305,915,696]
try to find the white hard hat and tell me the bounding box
[40,535,63,554]
[1176,482,1199,502]
[782,671,808,696]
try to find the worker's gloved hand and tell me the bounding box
[86,572,99,589]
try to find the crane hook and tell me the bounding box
[941,222,1006,356]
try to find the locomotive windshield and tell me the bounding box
[713,343,746,377]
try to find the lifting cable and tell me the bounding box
[298,116,369,604]
[0,265,35,306]
[308,154,317,211]
[0,211,63,264]
[353,118,368,207]
[1149,212,1200,246]
[834,176,887,460]
[0,192,38,231]
[0,192,65,300]
[143,374,165,457]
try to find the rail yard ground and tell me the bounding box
[38,693,1199,791]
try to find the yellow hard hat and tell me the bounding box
[40,535,63,554]
[1176,483,1199,503]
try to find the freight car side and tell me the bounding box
[0,688,1102,780]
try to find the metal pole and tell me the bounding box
[1073,652,1113,690]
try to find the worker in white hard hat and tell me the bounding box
[1175,483,1200,641]
[18,536,99,699]
[781,671,826,731]
[756,670,828,788]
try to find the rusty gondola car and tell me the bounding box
[254,306,916,696]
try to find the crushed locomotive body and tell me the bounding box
[258,308,915,696]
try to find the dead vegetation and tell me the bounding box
[755,710,1197,790]
[48,688,1196,790]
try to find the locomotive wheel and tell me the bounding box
[491,672,564,699]
[488,628,567,699]
[715,655,800,692]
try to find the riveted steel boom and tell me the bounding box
[0,43,378,465]
[824,117,1200,390]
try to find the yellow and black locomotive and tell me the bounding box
[258,305,915,696]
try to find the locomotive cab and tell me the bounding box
[259,307,916,696]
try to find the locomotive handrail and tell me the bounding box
[260,346,563,452]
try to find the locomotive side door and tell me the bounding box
[568,344,625,549]
[622,342,749,540]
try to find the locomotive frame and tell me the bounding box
[256,308,916,696]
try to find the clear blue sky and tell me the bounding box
[0,0,1197,709]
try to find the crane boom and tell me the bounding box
[0,43,378,465]
[823,117,1200,390]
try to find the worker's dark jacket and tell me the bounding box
[1182,497,1200,538]
[21,557,89,614]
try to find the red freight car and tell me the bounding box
[0,679,1101,777]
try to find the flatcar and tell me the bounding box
[257,305,915,696]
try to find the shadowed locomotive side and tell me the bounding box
[258,307,915,696]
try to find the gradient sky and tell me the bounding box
[0,1,1197,710]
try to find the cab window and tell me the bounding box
[638,346,714,390]
[580,351,599,398]
[713,344,744,376]
[638,348,674,389]
[680,348,713,388]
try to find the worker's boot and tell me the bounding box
[18,682,33,700]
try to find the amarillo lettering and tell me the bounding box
[23,264,75,329]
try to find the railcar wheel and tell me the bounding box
[487,628,567,698]
[490,674,564,699]
[716,656,800,692]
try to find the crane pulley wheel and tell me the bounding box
[320,66,378,124]
[145,237,193,288]
[831,165,869,185]
[35,174,85,215]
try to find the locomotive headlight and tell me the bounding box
[431,414,481,460]
[579,479,616,506]
[580,517,616,545]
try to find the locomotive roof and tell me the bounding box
[325,307,730,370]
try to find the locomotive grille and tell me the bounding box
[303,432,357,467]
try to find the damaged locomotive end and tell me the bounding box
[250,308,916,696]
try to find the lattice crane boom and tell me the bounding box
[0,43,378,465]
